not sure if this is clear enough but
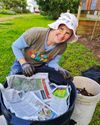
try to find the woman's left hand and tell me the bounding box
[58,67,73,80]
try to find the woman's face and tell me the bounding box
[50,24,73,44]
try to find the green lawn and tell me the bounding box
[0,14,13,17]
[0,13,100,124]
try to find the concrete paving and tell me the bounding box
[0,115,7,125]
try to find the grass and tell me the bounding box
[0,14,13,17]
[0,13,100,124]
[59,42,99,75]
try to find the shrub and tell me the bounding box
[36,0,80,19]
[0,9,16,15]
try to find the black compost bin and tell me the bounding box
[0,80,76,125]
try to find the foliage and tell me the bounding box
[0,0,28,13]
[0,9,16,15]
[36,0,80,19]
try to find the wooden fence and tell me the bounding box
[77,20,100,40]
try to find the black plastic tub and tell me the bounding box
[0,80,76,125]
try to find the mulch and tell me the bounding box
[78,35,100,63]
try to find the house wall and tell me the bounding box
[96,0,100,10]
[86,0,92,10]
[90,0,96,10]
[82,0,100,10]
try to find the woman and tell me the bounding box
[10,12,78,83]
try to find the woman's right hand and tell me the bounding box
[22,63,35,77]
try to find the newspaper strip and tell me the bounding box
[49,83,72,115]
[0,73,72,120]
[6,73,52,101]
[2,89,58,120]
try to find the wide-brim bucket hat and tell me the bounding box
[48,12,78,42]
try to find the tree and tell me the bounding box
[0,0,27,13]
[36,0,80,19]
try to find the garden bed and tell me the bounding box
[78,35,100,63]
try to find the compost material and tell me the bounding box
[77,88,94,96]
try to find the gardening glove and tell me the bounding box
[58,67,73,80]
[22,63,35,77]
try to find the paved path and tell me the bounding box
[0,14,28,22]
[0,115,7,125]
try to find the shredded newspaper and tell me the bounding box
[49,83,72,115]
[0,73,72,120]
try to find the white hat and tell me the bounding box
[48,12,78,42]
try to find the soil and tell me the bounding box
[77,88,94,96]
[78,35,100,63]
